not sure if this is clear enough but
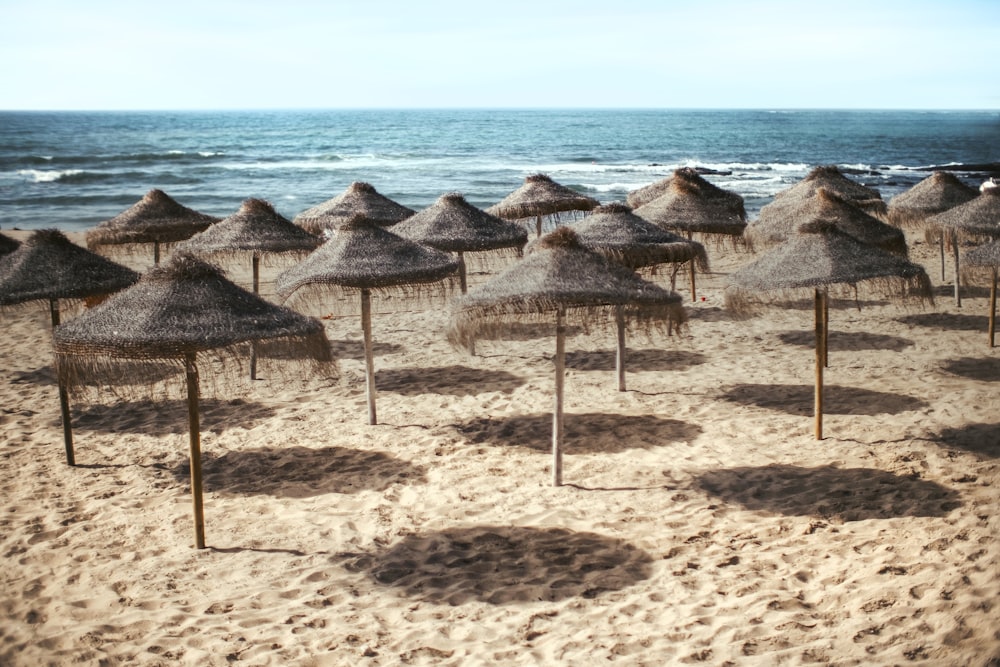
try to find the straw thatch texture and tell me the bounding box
[53,253,332,393]
[0,229,139,307]
[86,189,220,251]
[725,220,932,314]
[925,188,1000,244]
[485,174,599,221]
[550,202,709,273]
[175,198,319,262]
[887,172,978,228]
[391,192,528,255]
[754,166,887,234]
[0,232,19,258]
[448,227,687,349]
[961,238,1000,283]
[275,215,461,315]
[293,182,415,235]
[627,168,746,214]
[745,188,908,255]
[633,170,748,247]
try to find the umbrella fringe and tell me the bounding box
[282,277,461,317]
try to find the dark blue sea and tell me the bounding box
[1,109,998,232]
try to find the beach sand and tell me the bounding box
[1,229,997,666]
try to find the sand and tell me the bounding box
[0,228,998,666]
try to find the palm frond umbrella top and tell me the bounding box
[925,187,1000,239]
[293,182,415,235]
[755,166,887,232]
[964,238,1000,347]
[486,174,599,237]
[86,189,220,258]
[746,187,907,255]
[392,192,529,254]
[627,167,746,215]
[556,202,709,272]
[887,172,978,228]
[0,229,140,307]
[0,232,19,258]
[633,170,748,240]
[176,198,320,258]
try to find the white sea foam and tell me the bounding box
[17,169,83,183]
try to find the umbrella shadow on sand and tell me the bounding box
[776,330,914,353]
[375,365,525,396]
[452,412,702,454]
[341,525,653,605]
[719,383,928,416]
[939,357,1000,382]
[565,348,707,372]
[696,464,961,520]
[326,338,405,360]
[931,423,1000,459]
[174,445,427,497]
[896,312,989,332]
[71,398,277,436]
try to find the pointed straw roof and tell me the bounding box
[0,232,19,257]
[757,165,888,224]
[448,227,686,349]
[391,192,528,254]
[964,239,1000,271]
[86,189,220,250]
[555,202,709,272]
[725,220,932,314]
[633,169,748,243]
[175,198,320,259]
[485,174,599,220]
[293,182,415,235]
[275,215,461,313]
[746,187,908,255]
[887,172,979,228]
[53,252,332,388]
[627,167,746,214]
[0,229,139,307]
[925,188,1000,240]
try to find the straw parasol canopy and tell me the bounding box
[0,232,19,257]
[725,220,932,440]
[963,239,1000,347]
[925,188,1000,306]
[293,182,415,235]
[758,165,887,221]
[485,173,600,237]
[53,252,334,549]
[276,215,461,426]
[627,167,746,214]
[745,187,908,255]
[86,189,220,265]
[391,192,529,293]
[887,172,979,228]
[0,228,141,466]
[449,226,687,486]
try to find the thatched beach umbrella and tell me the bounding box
[0,232,19,257]
[175,198,321,379]
[449,227,687,486]
[486,173,600,238]
[627,167,746,216]
[53,253,333,549]
[925,188,1000,307]
[888,172,979,281]
[558,202,706,390]
[276,215,461,426]
[963,239,1000,346]
[0,229,140,465]
[391,192,529,293]
[633,169,748,300]
[746,187,908,256]
[725,220,932,440]
[757,165,887,224]
[86,189,220,265]
[293,182,415,236]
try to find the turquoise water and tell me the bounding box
[1,109,998,231]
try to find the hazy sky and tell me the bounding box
[2,0,998,110]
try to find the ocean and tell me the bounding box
[1,109,998,232]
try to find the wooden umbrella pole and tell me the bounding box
[552,306,566,487]
[535,215,543,238]
[823,288,830,368]
[814,289,826,440]
[249,254,260,380]
[153,241,161,266]
[185,352,206,549]
[687,230,696,301]
[939,232,946,282]
[990,268,997,348]
[952,232,962,307]
[615,305,627,392]
[361,288,378,425]
[49,299,75,466]
[457,251,467,294]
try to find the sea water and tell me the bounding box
[1,109,997,231]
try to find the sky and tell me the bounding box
[1,0,998,110]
